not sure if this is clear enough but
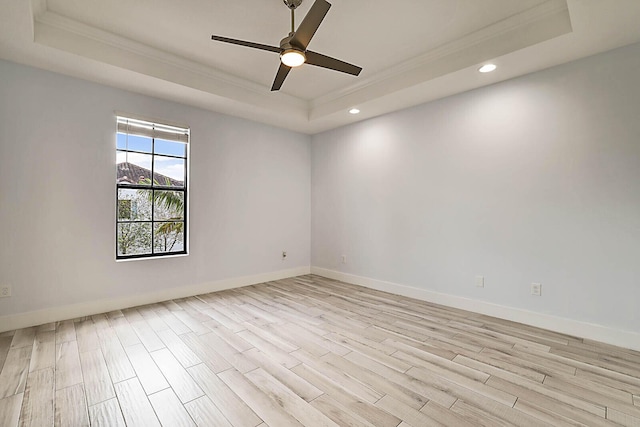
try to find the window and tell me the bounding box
[116,116,189,259]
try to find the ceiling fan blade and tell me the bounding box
[305,51,362,76]
[211,35,281,53]
[290,0,331,50]
[271,63,292,91]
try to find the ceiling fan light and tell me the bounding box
[281,49,306,67]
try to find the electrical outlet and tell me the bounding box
[282,251,287,260]
[531,283,542,296]
[475,276,484,288]
[341,255,347,264]
[0,285,11,298]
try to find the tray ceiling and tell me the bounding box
[1,0,640,133]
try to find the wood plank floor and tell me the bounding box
[1,275,639,426]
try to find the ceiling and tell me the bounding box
[1,0,640,134]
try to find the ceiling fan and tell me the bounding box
[211,0,362,91]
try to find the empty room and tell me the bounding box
[1,0,640,425]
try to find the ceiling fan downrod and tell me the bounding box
[284,0,303,33]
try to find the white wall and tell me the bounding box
[0,59,310,322]
[311,42,640,336]
[2,41,639,344]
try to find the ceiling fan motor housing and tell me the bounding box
[280,34,301,51]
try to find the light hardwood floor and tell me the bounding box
[1,275,639,426]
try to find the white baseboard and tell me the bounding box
[0,266,310,333]
[311,267,640,352]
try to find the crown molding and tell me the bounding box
[34,10,309,127]
[28,0,571,133]
[28,0,47,40]
[309,0,571,120]
[35,12,272,98]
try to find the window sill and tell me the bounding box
[115,252,189,263]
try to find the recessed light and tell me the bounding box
[349,108,360,115]
[478,64,497,73]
